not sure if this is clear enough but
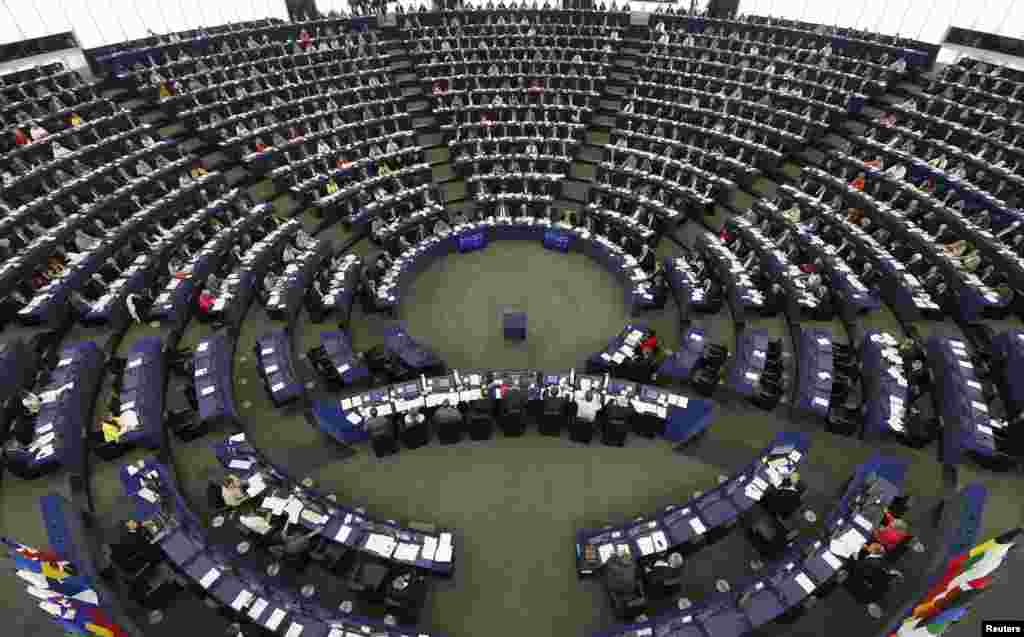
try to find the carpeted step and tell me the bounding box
[412,115,436,129]
[407,99,430,112]
[440,179,466,202]
[426,146,450,165]
[569,161,596,181]
[396,72,419,84]
[431,163,454,183]
[418,131,444,147]
[559,178,592,203]
[577,145,604,163]
[590,114,618,128]
[402,85,423,97]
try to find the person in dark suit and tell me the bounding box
[111,519,161,572]
[433,400,463,443]
[850,542,904,600]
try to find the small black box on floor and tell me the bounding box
[503,310,527,340]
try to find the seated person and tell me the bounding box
[605,547,639,594]
[110,519,161,572]
[220,475,249,508]
[873,512,911,552]
[850,542,904,598]
[761,472,804,518]
[269,522,322,561]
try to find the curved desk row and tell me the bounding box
[266,238,333,321]
[992,329,1024,418]
[14,169,223,328]
[593,452,909,637]
[318,330,370,387]
[658,327,709,384]
[84,188,244,328]
[860,330,910,440]
[214,433,456,577]
[792,327,834,421]
[119,458,442,637]
[694,230,766,323]
[752,196,880,315]
[193,330,238,428]
[724,216,823,318]
[112,335,166,450]
[151,201,272,329]
[317,254,362,325]
[313,368,715,447]
[585,323,653,380]
[256,329,303,407]
[726,328,771,399]
[373,218,661,314]
[926,336,1003,465]
[212,218,301,326]
[576,431,809,576]
[7,341,104,479]
[783,176,940,322]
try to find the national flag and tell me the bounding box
[911,528,1020,621]
[895,605,969,636]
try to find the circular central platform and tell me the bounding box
[361,241,678,370]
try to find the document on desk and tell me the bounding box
[636,535,656,556]
[246,474,266,498]
[651,531,669,553]
[229,459,253,471]
[688,517,707,535]
[365,533,397,558]
[829,528,868,558]
[284,497,304,525]
[265,608,287,631]
[137,488,158,503]
[422,536,437,561]
[794,572,816,595]
[346,412,362,425]
[230,589,253,611]
[341,398,352,410]
[394,542,421,562]
[248,598,268,620]
[335,524,356,544]
[285,623,304,637]
[744,482,764,501]
[199,567,221,589]
[821,550,843,570]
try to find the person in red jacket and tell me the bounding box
[873,512,911,552]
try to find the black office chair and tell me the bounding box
[539,393,568,436]
[826,405,862,437]
[601,404,630,447]
[498,389,528,436]
[434,407,464,445]
[692,366,720,396]
[400,412,430,449]
[604,555,647,620]
[348,556,391,602]
[369,416,399,458]
[642,556,684,599]
[466,398,495,440]
[383,571,429,625]
[569,408,597,444]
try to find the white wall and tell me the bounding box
[0,0,290,49]
[738,0,1024,45]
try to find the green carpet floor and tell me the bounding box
[3,221,1024,637]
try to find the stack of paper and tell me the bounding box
[435,532,453,563]
[365,533,397,558]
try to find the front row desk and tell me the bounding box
[374,218,663,315]
[6,340,105,479]
[586,450,910,637]
[314,369,716,448]
[926,336,1005,466]
[120,458,449,637]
